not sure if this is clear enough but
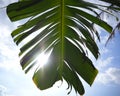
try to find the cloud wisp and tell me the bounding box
[96,56,114,69]
[0,85,6,96]
[0,22,20,71]
[97,67,120,85]
[0,85,16,96]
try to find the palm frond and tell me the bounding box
[7,0,116,95]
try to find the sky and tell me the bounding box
[0,1,120,96]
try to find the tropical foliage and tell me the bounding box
[6,0,120,95]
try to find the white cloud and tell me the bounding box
[0,85,7,96]
[6,95,15,96]
[0,0,18,7]
[96,67,120,85]
[100,35,110,44]
[0,23,20,71]
[96,56,113,69]
[0,85,16,96]
[0,1,21,72]
[100,47,109,54]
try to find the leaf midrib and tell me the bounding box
[59,0,65,74]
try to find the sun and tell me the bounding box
[36,51,51,68]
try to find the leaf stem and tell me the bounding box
[59,0,65,75]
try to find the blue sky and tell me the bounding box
[0,1,120,96]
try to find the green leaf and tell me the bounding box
[7,0,118,95]
[33,44,61,90]
[64,38,98,85]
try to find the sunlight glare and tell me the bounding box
[36,51,51,68]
